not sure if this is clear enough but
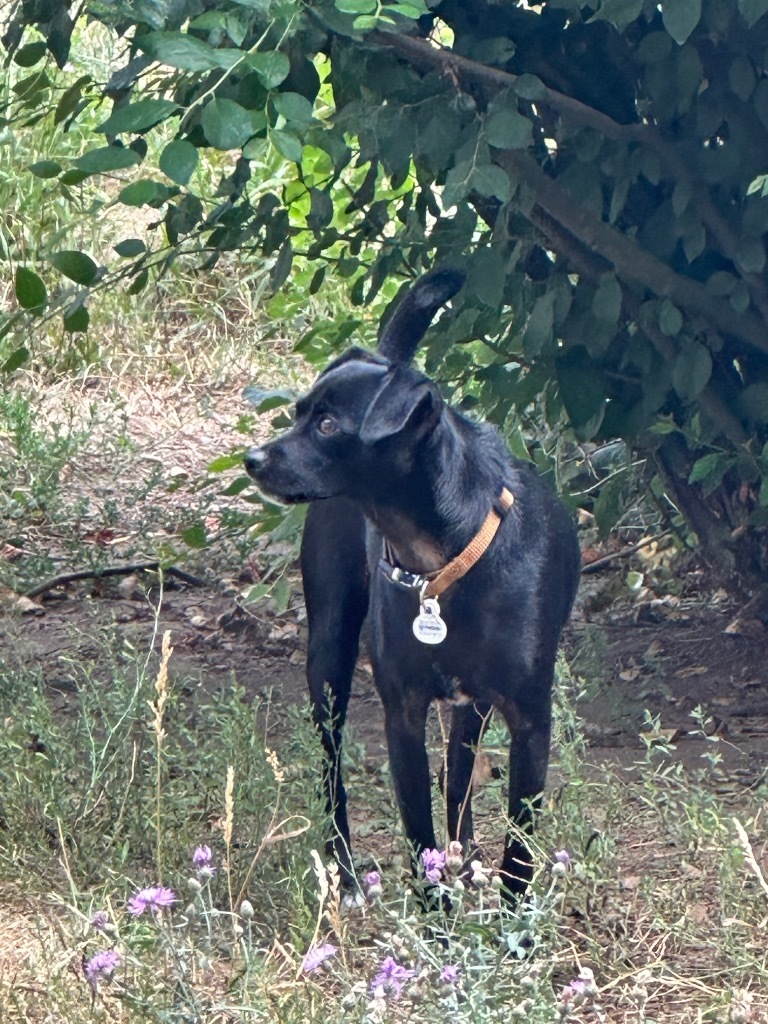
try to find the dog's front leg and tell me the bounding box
[382,691,437,863]
[301,500,369,889]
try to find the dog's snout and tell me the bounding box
[244,446,267,478]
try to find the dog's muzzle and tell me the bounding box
[244,446,268,479]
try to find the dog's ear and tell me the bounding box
[360,368,442,443]
[377,268,465,366]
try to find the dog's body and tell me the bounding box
[245,270,580,895]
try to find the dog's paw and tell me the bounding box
[341,890,366,911]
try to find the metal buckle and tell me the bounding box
[379,559,426,591]
[391,566,426,590]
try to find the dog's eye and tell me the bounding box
[317,415,338,436]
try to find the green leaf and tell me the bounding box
[273,91,315,126]
[60,169,91,186]
[221,476,253,496]
[159,139,198,185]
[114,238,147,258]
[208,453,246,472]
[15,268,47,311]
[388,1,429,17]
[242,386,294,412]
[688,452,730,485]
[54,75,91,126]
[118,180,174,206]
[201,98,264,150]
[14,42,47,67]
[588,0,643,30]
[180,523,207,548]
[484,104,532,150]
[128,268,149,294]
[513,74,547,101]
[662,0,702,44]
[556,346,607,432]
[137,32,239,71]
[307,187,334,232]
[244,50,290,88]
[736,237,766,274]
[672,340,712,400]
[29,160,61,178]
[63,304,90,333]
[470,162,512,201]
[592,274,623,323]
[75,146,142,174]
[658,298,683,335]
[741,382,768,422]
[335,0,377,11]
[49,250,98,285]
[270,128,303,163]
[739,0,768,27]
[2,346,30,372]
[98,98,178,135]
[269,242,294,293]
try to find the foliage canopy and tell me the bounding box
[3,0,768,589]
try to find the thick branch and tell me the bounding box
[369,29,646,143]
[370,29,768,341]
[498,150,768,357]
[526,206,750,447]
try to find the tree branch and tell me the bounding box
[498,150,768,357]
[370,29,768,341]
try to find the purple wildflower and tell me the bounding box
[560,978,589,1004]
[301,942,337,973]
[554,849,572,868]
[371,956,416,999]
[365,869,383,900]
[192,845,215,878]
[84,949,121,987]
[421,848,446,884]
[127,885,177,916]
[90,911,110,932]
[440,964,460,984]
[193,845,213,868]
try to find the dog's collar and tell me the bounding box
[379,487,515,599]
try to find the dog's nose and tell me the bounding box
[244,447,267,478]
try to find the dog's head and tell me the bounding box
[244,350,443,503]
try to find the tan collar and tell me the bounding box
[379,487,515,597]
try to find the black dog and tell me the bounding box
[245,270,580,896]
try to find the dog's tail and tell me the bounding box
[377,267,465,365]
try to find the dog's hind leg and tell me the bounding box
[301,498,369,888]
[497,690,553,898]
[445,702,492,847]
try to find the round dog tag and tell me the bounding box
[413,597,447,645]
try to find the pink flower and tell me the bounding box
[440,964,460,984]
[84,949,121,988]
[127,885,177,916]
[371,956,416,999]
[420,848,446,884]
[301,942,337,972]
